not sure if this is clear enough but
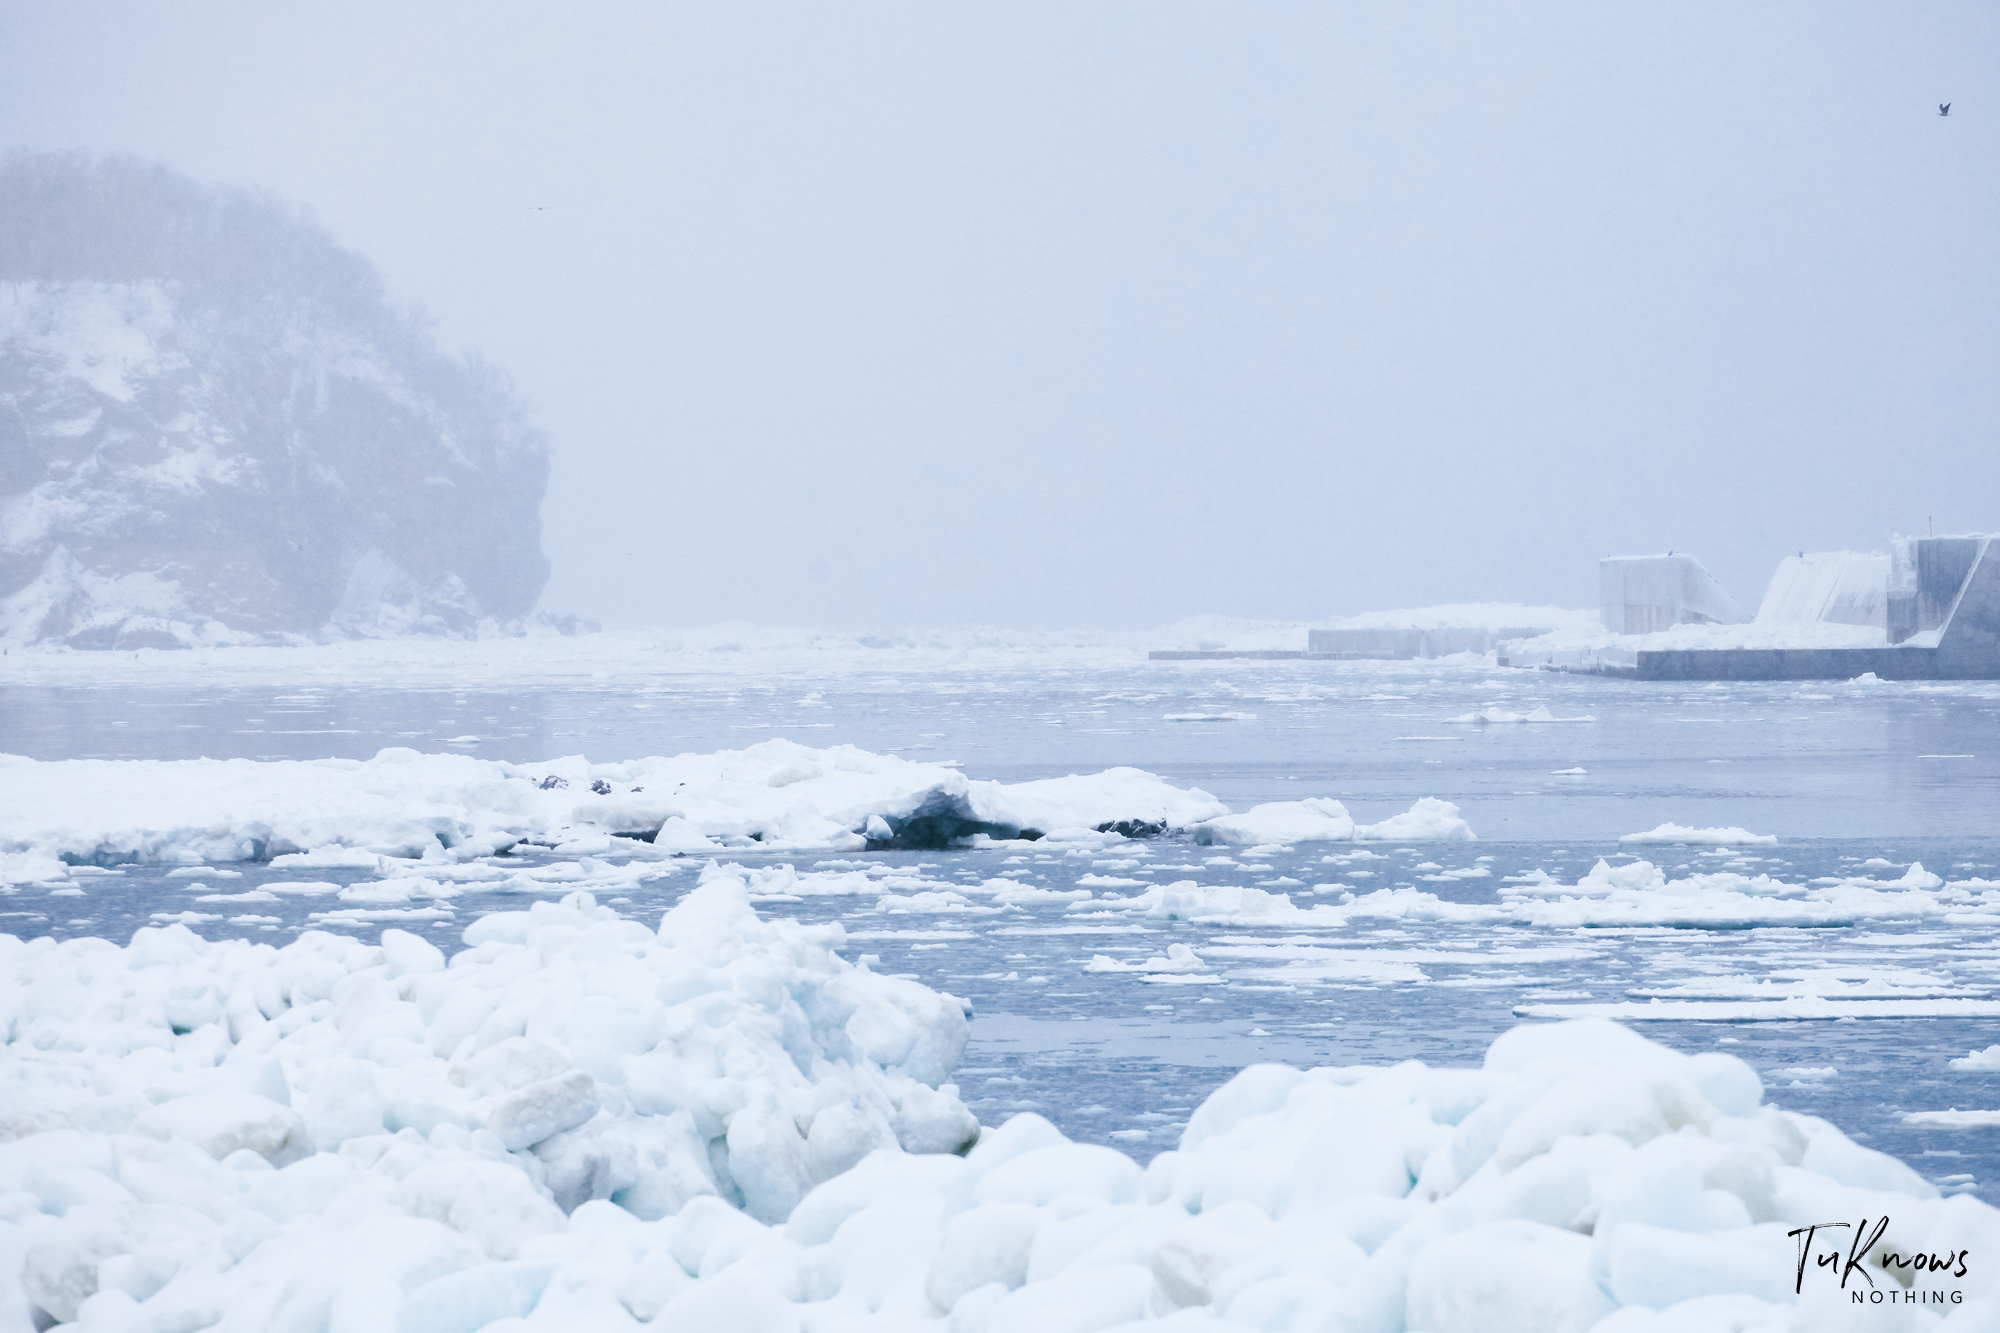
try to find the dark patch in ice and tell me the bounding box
[862,792,1043,850]
[1095,819,1167,839]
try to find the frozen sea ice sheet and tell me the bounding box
[0,743,1487,880]
[7,913,1997,1333]
[0,740,1236,867]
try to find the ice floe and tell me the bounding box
[1619,825,1779,847]
[1191,798,1358,847]
[1190,798,1475,849]
[1083,944,1211,979]
[1904,1110,2000,1129]
[1448,705,1596,724]
[1516,997,2000,1021]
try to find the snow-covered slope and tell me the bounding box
[0,152,550,647]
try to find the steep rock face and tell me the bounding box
[0,153,550,647]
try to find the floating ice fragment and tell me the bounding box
[1450,705,1596,723]
[270,845,389,869]
[1898,861,1945,889]
[1619,824,1778,846]
[1194,798,1353,846]
[1520,997,2000,1020]
[1903,1110,2000,1128]
[1951,1046,2000,1071]
[1084,943,1207,974]
[1354,796,1475,842]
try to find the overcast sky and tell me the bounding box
[3,2,1995,629]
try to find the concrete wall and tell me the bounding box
[1937,536,2000,669]
[1625,647,1992,681]
[1531,538,2000,680]
[1754,552,1888,629]
[1305,626,1552,659]
[1888,536,1988,644]
[1599,554,1748,634]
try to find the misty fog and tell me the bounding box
[3,2,1996,630]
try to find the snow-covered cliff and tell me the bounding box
[0,153,551,648]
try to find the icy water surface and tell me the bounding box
[7,647,2000,1203]
[18,835,2000,1206]
[4,655,1999,840]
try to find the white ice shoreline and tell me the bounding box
[0,740,1474,871]
[6,872,1997,1332]
[0,613,1579,684]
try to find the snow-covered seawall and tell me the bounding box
[0,739,1475,868]
[5,883,1994,1331]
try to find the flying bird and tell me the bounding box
[1940,103,1951,116]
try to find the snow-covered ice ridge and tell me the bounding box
[6,878,1996,1332]
[0,740,1474,868]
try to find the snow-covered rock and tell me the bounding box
[0,152,549,647]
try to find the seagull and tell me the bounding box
[1940,103,1951,116]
